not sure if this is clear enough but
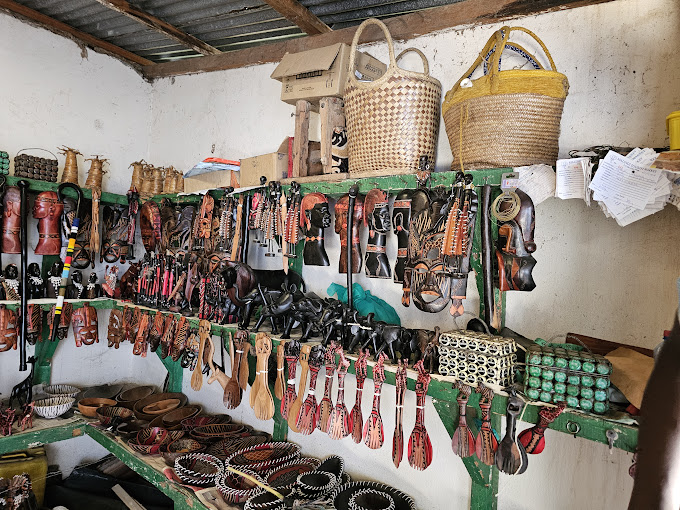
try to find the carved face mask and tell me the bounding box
[26,304,43,345]
[107,308,124,349]
[101,206,129,263]
[140,200,161,253]
[48,303,73,341]
[72,304,99,347]
[411,259,452,313]
[0,305,18,352]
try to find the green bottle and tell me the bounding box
[580,387,594,399]
[580,398,593,411]
[542,369,554,381]
[553,393,566,403]
[528,352,542,365]
[566,384,579,396]
[542,354,555,367]
[554,371,567,383]
[555,353,568,369]
[582,359,596,373]
[554,382,566,394]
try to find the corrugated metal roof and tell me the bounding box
[10,0,464,63]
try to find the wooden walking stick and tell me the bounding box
[49,183,84,344]
[17,180,29,371]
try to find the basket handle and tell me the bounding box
[395,48,430,75]
[17,147,58,160]
[348,18,396,85]
[489,27,557,77]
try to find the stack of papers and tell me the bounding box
[589,149,672,226]
[515,164,556,205]
[184,158,240,178]
[555,158,594,205]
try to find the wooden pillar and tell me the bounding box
[319,97,345,174]
[292,100,311,178]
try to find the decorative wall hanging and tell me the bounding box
[363,352,388,449]
[364,188,391,279]
[71,303,99,347]
[335,193,364,274]
[33,191,64,255]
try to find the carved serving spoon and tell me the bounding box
[191,320,210,391]
[495,393,528,475]
[328,347,351,440]
[253,333,275,421]
[408,360,432,470]
[281,340,300,419]
[363,352,388,449]
[317,342,337,433]
[296,344,325,434]
[393,360,407,467]
[451,382,475,458]
[274,341,286,401]
[238,331,250,391]
[223,332,243,409]
[349,349,368,443]
[288,344,311,432]
[475,383,498,466]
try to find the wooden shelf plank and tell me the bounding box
[5,176,129,205]
[0,417,84,455]
[0,298,117,312]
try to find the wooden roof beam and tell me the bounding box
[92,0,220,56]
[262,0,331,35]
[143,0,616,80]
[0,0,153,67]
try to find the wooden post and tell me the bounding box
[319,97,345,174]
[293,100,311,178]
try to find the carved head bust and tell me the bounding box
[364,188,390,235]
[300,192,331,232]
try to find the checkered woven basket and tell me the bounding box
[344,18,441,176]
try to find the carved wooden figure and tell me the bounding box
[300,192,331,266]
[107,308,124,349]
[33,191,64,255]
[496,189,536,292]
[2,264,20,301]
[140,200,162,253]
[0,305,18,352]
[67,270,84,299]
[392,189,412,284]
[334,193,364,274]
[71,304,99,347]
[364,188,391,279]
[83,272,101,299]
[2,186,21,254]
[27,263,44,299]
[26,304,43,346]
[46,261,63,299]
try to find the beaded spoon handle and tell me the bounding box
[328,348,351,439]
[350,349,369,443]
[363,352,388,449]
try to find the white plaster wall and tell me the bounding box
[147,1,680,509]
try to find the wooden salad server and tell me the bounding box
[317,342,338,433]
[205,336,230,391]
[363,352,388,449]
[238,331,250,391]
[475,383,498,465]
[393,360,407,467]
[328,347,351,440]
[288,343,311,432]
[191,320,210,391]
[253,333,275,420]
[451,382,475,457]
[518,402,566,454]
[408,360,433,470]
[281,339,300,419]
[495,393,528,475]
[296,344,324,435]
[223,331,243,409]
[349,349,369,443]
[275,341,286,400]
[249,337,262,408]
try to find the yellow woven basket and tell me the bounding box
[442,27,569,170]
[344,18,442,176]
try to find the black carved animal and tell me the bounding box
[414,326,441,373]
[9,357,35,408]
[288,295,326,341]
[252,285,297,334]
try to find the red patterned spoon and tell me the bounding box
[349,350,368,444]
[408,360,432,470]
[518,402,566,454]
[295,345,325,435]
[363,352,388,449]
[474,383,498,465]
[451,382,475,457]
[328,348,351,439]
[392,360,407,467]
[317,342,338,433]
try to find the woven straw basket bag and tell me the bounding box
[442,27,569,170]
[344,18,442,176]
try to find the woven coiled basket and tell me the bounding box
[344,18,441,176]
[442,26,569,171]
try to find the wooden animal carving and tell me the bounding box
[496,189,536,292]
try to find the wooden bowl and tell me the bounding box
[115,419,150,439]
[162,438,204,467]
[162,405,201,429]
[191,423,248,440]
[116,385,155,409]
[143,398,180,416]
[181,414,231,431]
[77,398,117,418]
[96,405,133,426]
[134,392,187,421]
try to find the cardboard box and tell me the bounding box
[240,139,290,188]
[270,43,386,106]
[183,168,240,193]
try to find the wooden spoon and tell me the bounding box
[237,330,250,391]
[288,344,311,432]
[451,382,475,458]
[223,331,243,409]
[495,394,528,475]
[253,333,275,420]
[192,320,210,391]
[206,337,230,390]
[274,341,286,400]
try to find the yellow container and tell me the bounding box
[667,110,680,150]
[0,448,48,506]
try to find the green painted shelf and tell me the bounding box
[0,418,84,455]
[5,176,128,205]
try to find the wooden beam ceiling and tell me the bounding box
[262,0,332,35]
[91,0,220,56]
[143,0,616,80]
[0,0,152,66]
